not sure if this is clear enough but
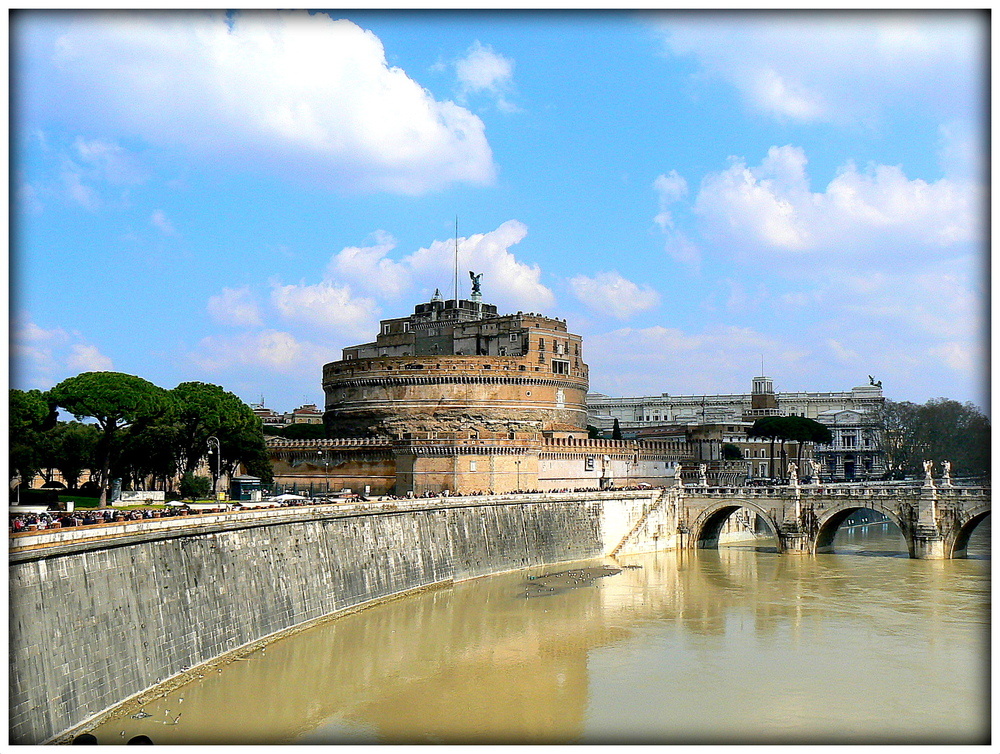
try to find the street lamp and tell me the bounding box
[207,436,221,499]
[317,450,329,493]
[515,458,522,490]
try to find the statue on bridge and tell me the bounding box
[698,463,708,487]
[941,460,953,487]
[809,459,822,485]
[788,461,799,489]
[923,459,935,489]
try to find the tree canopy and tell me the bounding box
[16,375,275,501]
[9,388,58,485]
[875,398,989,479]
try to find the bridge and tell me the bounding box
[615,476,990,560]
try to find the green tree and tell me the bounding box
[874,398,989,480]
[9,389,57,488]
[179,472,212,500]
[721,443,743,461]
[171,382,271,490]
[279,423,327,440]
[747,416,783,478]
[49,372,170,506]
[775,416,833,469]
[115,420,181,491]
[872,400,919,478]
[611,418,623,440]
[49,421,100,490]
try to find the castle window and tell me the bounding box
[382,324,391,334]
[552,359,570,375]
[510,333,518,342]
[470,461,478,472]
[538,339,545,350]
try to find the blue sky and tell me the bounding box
[11,10,988,413]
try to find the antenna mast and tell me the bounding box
[454,216,459,302]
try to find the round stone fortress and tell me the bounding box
[322,291,589,437]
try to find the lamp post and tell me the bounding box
[515,458,522,491]
[207,436,221,500]
[317,450,329,493]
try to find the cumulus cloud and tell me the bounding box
[693,145,982,253]
[655,12,985,126]
[270,280,378,338]
[569,271,660,320]
[263,220,552,353]
[404,220,554,312]
[10,316,113,388]
[190,330,339,375]
[67,343,114,372]
[32,10,494,194]
[207,287,262,327]
[454,41,517,112]
[327,231,410,298]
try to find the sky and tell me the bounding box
[10,10,989,415]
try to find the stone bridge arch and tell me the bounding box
[947,503,991,559]
[689,499,782,551]
[813,500,911,555]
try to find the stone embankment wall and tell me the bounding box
[9,491,668,744]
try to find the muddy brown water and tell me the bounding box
[88,518,989,745]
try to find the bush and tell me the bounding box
[180,473,213,500]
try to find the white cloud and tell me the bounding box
[73,137,146,185]
[585,324,788,396]
[67,343,114,372]
[207,287,262,327]
[653,170,700,267]
[327,231,410,298]
[267,220,552,350]
[454,41,517,111]
[693,145,982,253]
[270,280,378,338]
[569,271,660,320]
[190,330,339,375]
[404,220,554,312]
[61,166,99,210]
[10,316,114,388]
[827,339,859,363]
[150,209,177,236]
[653,170,688,230]
[37,11,494,195]
[655,13,985,126]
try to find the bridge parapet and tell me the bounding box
[679,484,989,560]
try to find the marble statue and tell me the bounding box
[941,460,952,487]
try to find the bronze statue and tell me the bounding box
[469,271,482,295]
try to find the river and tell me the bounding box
[90,516,989,745]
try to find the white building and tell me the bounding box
[588,376,886,482]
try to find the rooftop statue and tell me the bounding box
[469,271,482,295]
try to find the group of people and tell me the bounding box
[9,508,195,533]
[9,483,669,533]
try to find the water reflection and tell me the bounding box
[90,522,989,745]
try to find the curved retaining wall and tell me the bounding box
[9,492,664,744]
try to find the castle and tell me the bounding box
[267,290,694,496]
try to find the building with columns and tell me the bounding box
[588,376,886,482]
